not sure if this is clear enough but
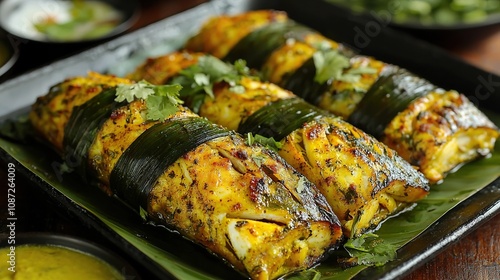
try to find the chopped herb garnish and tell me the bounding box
[313,49,376,84]
[247,133,283,152]
[170,55,254,112]
[115,81,183,121]
[343,232,397,266]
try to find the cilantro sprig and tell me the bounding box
[342,232,398,267]
[313,49,377,85]
[170,55,254,113]
[115,81,183,121]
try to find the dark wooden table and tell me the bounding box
[1,0,499,279]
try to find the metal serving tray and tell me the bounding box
[1,0,499,279]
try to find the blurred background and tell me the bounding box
[1,0,500,79]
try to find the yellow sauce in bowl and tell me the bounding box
[0,244,124,280]
[1,0,125,42]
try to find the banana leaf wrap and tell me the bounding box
[28,72,345,280]
[127,51,430,238]
[238,98,325,141]
[184,10,500,183]
[110,117,230,210]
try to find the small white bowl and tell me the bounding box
[0,0,139,44]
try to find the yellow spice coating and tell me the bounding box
[149,135,339,279]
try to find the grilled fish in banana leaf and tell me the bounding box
[29,72,343,280]
[127,52,429,238]
[184,10,500,184]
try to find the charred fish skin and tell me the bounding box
[127,51,429,238]
[184,10,500,184]
[29,72,343,280]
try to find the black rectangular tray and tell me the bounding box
[1,0,499,279]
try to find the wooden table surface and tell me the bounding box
[1,0,499,279]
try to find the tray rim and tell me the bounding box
[0,0,499,279]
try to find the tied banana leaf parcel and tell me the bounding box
[1,77,499,280]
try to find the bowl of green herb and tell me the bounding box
[0,0,139,43]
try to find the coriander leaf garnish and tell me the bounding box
[247,133,283,152]
[313,49,376,84]
[170,55,254,113]
[343,232,397,266]
[115,81,183,121]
